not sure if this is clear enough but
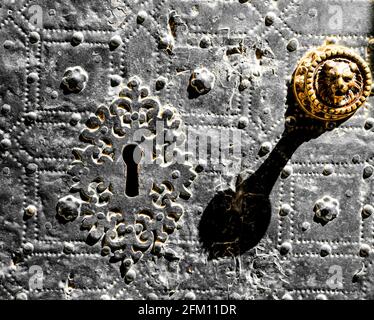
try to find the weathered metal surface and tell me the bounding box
[0,0,374,300]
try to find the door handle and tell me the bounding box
[293,42,372,121]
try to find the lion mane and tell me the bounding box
[316,59,362,107]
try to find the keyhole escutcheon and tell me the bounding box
[123,144,142,197]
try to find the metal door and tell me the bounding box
[0,0,373,300]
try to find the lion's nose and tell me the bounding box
[337,77,345,90]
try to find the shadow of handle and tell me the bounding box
[198,116,327,259]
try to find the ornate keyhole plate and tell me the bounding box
[57,77,197,283]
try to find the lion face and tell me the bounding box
[316,60,362,107]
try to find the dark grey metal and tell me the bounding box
[0,0,373,300]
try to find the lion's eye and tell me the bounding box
[329,73,338,79]
[343,76,352,82]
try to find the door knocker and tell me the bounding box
[293,43,372,121]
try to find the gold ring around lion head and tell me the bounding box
[293,43,372,121]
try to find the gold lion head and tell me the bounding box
[316,59,363,107]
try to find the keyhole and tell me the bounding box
[123,144,142,197]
